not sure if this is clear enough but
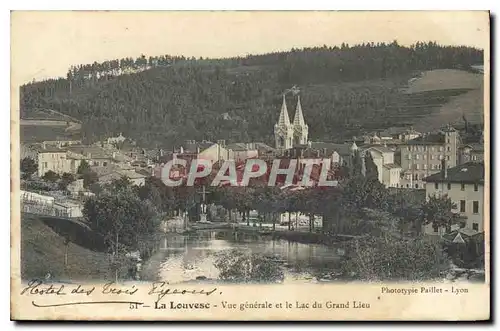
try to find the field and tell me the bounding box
[401,69,484,132]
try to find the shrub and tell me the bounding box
[214,249,284,283]
[341,235,450,281]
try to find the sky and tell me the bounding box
[11,11,489,84]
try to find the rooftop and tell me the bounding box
[310,142,352,156]
[383,163,401,170]
[406,133,445,145]
[423,162,484,184]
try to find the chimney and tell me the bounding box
[197,146,200,154]
[323,148,327,156]
[180,146,184,154]
[441,159,447,178]
[160,149,164,157]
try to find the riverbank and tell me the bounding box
[21,214,129,281]
[189,223,362,246]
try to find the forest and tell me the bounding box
[20,41,483,148]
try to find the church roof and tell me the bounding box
[277,95,291,127]
[293,95,307,127]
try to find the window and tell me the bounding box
[415,154,420,160]
[433,226,439,233]
[43,162,47,168]
[415,164,419,170]
[460,200,466,212]
[407,154,412,160]
[447,183,451,190]
[423,164,427,170]
[474,184,478,191]
[103,161,108,166]
[423,154,427,160]
[447,146,451,152]
[431,155,435,160]
[472,223,479,231]
[472,155,477,161]
[447,138,450,143]
[439,147,443,152]
[473,201,479,214]
[461,183,465,191]
[415,184,419,188]
[434,183,439,189]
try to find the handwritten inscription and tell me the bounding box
[21,279,221,308]
[148,281,218,303]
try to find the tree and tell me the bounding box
[341,235,450,281]
[83,190,158,280]
[20,157,37,179]
[350,151,363,177]
[83,170,99,189]
[59,172,76,190]
[42,170,60,183]
[421,194,459,233]
[77,160,91,175]
[364,152,379,180]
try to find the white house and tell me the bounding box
[423,162,485,236]
[363,146,402,188]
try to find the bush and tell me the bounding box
[214,249,284,283]
[341,235,450,281]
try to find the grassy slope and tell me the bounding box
[403,69,484,132]
[21,214,125,281]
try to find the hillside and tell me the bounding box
[20,42,484,147]
[402,69,484,132]
[21,214,127,281]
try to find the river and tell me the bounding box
[140,230,343,284]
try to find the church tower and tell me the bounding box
[292,95,308,145]
[274,95,294,150]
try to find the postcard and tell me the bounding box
[10,10,490,321]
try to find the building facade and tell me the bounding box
[398,125,460,189]
[274,95,308,150]
[423,162,484,235]
[37,149,82,177]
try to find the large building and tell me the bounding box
[398,125,460,189]
[423,162,485,236]
[274,95,308,150]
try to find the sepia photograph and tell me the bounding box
[10,10,490,321]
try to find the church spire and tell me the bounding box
[278,94,291,126]
[293,95,306,127]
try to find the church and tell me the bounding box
[274,94,308,149]
[273,93,358,171]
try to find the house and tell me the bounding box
[226,143,259,162]
[423,162,485,236]
[459,143,484,164]
[398,125,460,189]
[106,133,126,145]
[37,148,82,177]
[67,145,115,167]
[99,169,147,186]
[362,146,402,188]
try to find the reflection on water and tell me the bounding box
[141,230,341,284]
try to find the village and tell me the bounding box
[20,90,485,242]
